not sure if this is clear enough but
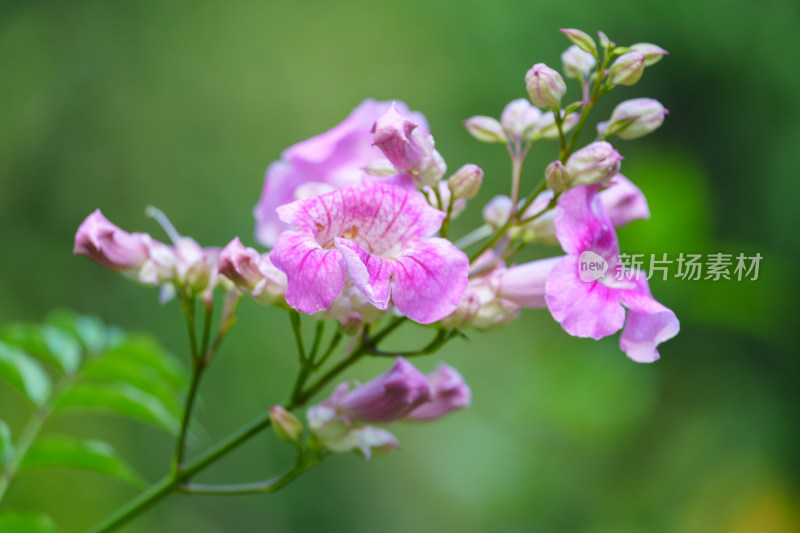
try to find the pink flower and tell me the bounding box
[307,358,471,458]
[74,209,151,271]
[371,104,446,188]
[254,100,428,247]
[405,364,471,421]
[218,237,286,304]
[544,185,679,362]
[270,182,469,324]
[599,174,650,227]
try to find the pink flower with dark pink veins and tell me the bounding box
[544,185,679,362]
[270,181,469,324]
[254,100,428,247]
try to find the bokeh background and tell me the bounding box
[1,0,799,531]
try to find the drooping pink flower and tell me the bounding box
[270,182,469,324]
[307,357,470,458]
[254,100,428,247]
[405,364,471,421]
[544,185,679,362]
[74,209,151,271]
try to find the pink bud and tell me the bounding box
[630,43,668,66]
[405,365,471,421]
[545,160,569,193]
[73,210,150,271]
[334,358,431,423]
[219,238,287,303]
[500,99,542,139]
[565,141,623,186]
[525,63,567,109]
[463,116,506,144]
[561,45,596,79]
[270,406,303,444]
[560,28,598,57]
[372,103,445,186]
[608,52,646,86]
[448,164,484,200]
[607,98,667,140]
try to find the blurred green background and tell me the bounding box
[1,0,799,531]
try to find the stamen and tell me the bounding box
[145,205,181,244]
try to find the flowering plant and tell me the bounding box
[0,28,676,532]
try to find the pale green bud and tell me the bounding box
[448,164,484,201]
[463,116,506,143]
[560,28,597,57]
[525,63,567,109]
[630,43,669,66]
[270,406,303,444]
[608,52,646,86]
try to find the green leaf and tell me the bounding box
[19,435,144,487]
[0,512,61,533]
[0,419,13,467]
[45,310,108,356]
[81,353,183,418]
[104,336,187,391]
[0,323,82,375]
[0,341,51,406]
[55,382,180,434]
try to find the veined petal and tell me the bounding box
[554,185,619,263]
[335,237,392,309]
[600,174,650,228]
[391,238,469,324]
[270,231,345,314]
[499,256,563,308]
[545,256,625,339]
[617,274,679,363]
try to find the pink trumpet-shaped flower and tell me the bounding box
[405,364,471,421]
[270,182,469,324]
[74,209,151,271]
[254,100,428,247]
[544,185,679,362]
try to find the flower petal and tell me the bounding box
[599,174,650,228]
[545,256,625,339]
[335,237,392,309]
[270,231,345,314]
[499,256,563,308]
[390,238,469,324]
[554,184,619,263]
[617,274,680,363]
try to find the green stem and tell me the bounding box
[87,316,408,533]
[0,374,75,503]
[172,358,206,473]
[314,328,343,370]
[367,328,459,358]
[288,311,306,364]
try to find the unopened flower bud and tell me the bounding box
[630,43,668,66]
[561,45,596,79]
[525,63,567,109]
[270,406,303,444]
[463,116,506,144]
[448,164,484,200]
[608,52,646,86]
[500,99,542,140]
[560,28,597,57]
[405,365,471,421]
[596,121,609,138]
[74,210,151,271]
[534,111,579,140]
[372,103,446,187]
[482,196,512,229]
[598,31,614,50]
[219,238,287,304]
[607,98,668,140]
[335,358,430,423]
[565,141,623,186]
[545,161,569,193]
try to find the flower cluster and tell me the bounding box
[73,28,678,462]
